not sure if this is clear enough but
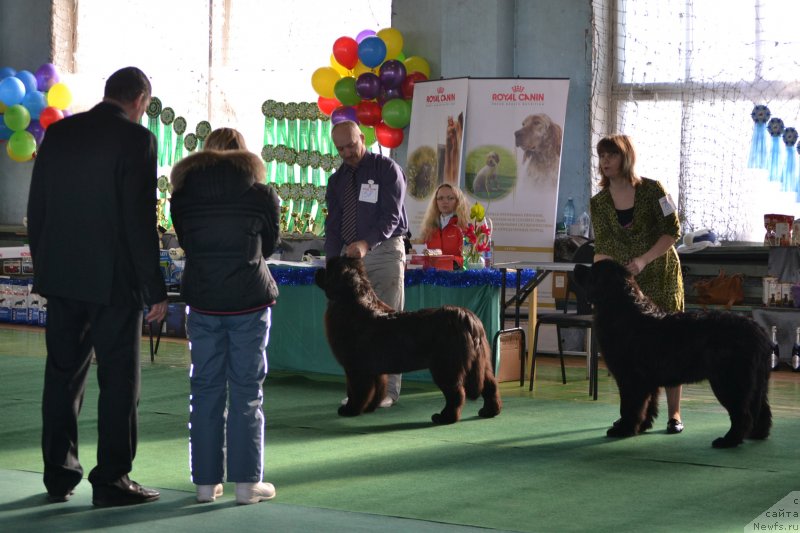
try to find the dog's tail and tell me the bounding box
[464,313,489,400]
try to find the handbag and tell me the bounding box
[692,269,744,308]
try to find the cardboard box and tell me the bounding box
[0,245,31,259]
[495,329,525,382]
[0,278,11,323]
[552,271,567,300]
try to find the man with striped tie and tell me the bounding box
[324,120,409,407]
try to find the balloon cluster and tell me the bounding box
[0,63,71,162]
[311,28,430,149]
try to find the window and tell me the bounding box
[591,0,800,242]
[55,0,392,159]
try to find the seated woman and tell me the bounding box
[417,183,469,268]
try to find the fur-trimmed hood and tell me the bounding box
[170,149,266,197]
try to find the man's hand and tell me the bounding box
[344,240,369,258]
[145,299,168,323]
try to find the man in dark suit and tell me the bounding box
[27,66,168,508]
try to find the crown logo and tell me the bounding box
[437,86,445,94]
[511,85,525,93]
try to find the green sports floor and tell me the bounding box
[1,324,799,533]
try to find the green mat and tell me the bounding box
[1,337,800,532]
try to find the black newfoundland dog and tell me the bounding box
[574,260,771,448]
[315,256,501,424]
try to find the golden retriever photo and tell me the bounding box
[442,112,464,186]
[472,151,500,195]
[514,113,562,186]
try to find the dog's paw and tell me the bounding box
[337,405,361,417]
[711,436,742,448]
[640,418,653,432]
[478,406,500,418]
[606,424,636,438]
[431,413,457,425]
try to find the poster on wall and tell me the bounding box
[406,78,570,264]
[404,78,470,237]
[461,78,569,265]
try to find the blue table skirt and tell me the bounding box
[266,265,534,379]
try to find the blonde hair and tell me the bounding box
[418,184,470,242]
[596,134,640,188]
[205,127,247,151]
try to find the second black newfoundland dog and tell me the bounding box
[575,260,771,448]
[315,256,501,425]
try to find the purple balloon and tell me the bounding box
[330,106,359,125]
[35,63,59,92]
[355,73,381,100]
[27,121,45,145]
[377,88,402,107]
[379,60,407,90]
[356,29,376,43]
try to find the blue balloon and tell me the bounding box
[22,90,47,119]
[0,77,26,106]
[358,36,387,68]
[15,70,37,94]
[0,66,17,80]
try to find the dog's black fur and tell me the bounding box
[315,256,501,424]
[574,260,772,448]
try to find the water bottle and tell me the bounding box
[792,327,800,372]
[770,326,780,371]
[483,239,494,268]
[563,197,575,229]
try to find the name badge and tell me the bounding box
[359,180,379,203]
[659,194,676,216]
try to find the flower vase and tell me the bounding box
[466,256,486,270]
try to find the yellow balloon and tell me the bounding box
[352,61,375,78]
[404,56,431,79]
[47,82,73,110]
[311,67,341,98]
[329,54,352,77]
[377,28,404,60]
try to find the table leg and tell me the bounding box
[527,287,538,382]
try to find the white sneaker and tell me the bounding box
[341,396,395,408]
[196,483,223,503]
[235,481,276,505]
[379,396,395,408]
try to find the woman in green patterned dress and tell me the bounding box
[589,134,686,434]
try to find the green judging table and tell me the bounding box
[266,262,533,379]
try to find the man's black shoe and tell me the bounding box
[92,476,160,508]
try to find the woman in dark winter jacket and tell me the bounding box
[170,127,280,505]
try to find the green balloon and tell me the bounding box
[8,130,36,158]
[4,104,31,131]
[333,77,361,107]
[359,125,376,147]
[381,99,411,129]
